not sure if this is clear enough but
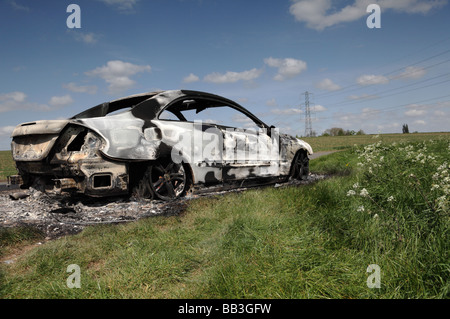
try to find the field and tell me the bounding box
[0,151,16,182]
[0,132,449,299]
[302,131,450,152]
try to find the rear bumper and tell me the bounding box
[15,159,129,196]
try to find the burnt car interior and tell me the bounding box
[158,98,267,131]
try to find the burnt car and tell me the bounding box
[10,90,313,200]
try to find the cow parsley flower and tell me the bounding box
[360,188,369,197]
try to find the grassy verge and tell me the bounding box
[0,136,448,298]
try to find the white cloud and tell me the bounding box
[405,109,427,116]
[434,110,446,117]
[315,78,341,91]
[85,60,151,94]
[203,68,262,84]
[264,57,307,81]
[311,104,327,112]
[0,125,16,137]
[73,32,100,44]
[232,114,254,124]
[266,98,277,107]
[49,95,74,108]
[98,0,139,11]
[289,0,447,30]
[393,66,427,80]
[9,1,30,12]
[63,82,97,94]
[0,91,50,113]
[0,91,27,103]
[334,107,380,126]
[413,120,426,125]
[183,73,200,83]
[356,74,390,85]
[271,108,303,115]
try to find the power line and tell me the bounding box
[323,72,450,108]
[314,48,450,99]
[314,93,450,121]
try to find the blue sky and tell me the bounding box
[1,0,449,150]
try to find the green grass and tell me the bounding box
[302,132,450,152]
[0,135,449,298]
[0,151,16,182]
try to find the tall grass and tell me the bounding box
[1,137,448,298]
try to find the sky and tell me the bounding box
[0,0,449,150]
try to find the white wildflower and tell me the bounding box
[387,196,394,202]
[373,214,379,219]
[353,183,359,189]
[357,206,365,212]
[347,190,356,196]
[360,188,369,197]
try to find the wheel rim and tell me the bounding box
[150,162,187,200]
[293,152,309,180]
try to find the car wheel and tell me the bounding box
[149,160,190,201]
[131,166,155,199]
[291,150,309,181]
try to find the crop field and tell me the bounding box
[0,132,449,299]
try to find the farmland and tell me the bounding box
[302,131,450,152]
[0,151,16,183]
[0,132,449,299]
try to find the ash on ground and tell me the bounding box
[0,173,326,239]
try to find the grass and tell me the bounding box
[302,131,450,152]
[0,133,449,298]
[0,151,16,182]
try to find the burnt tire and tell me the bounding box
[149,160,191,201]
[131,166,155,199]
[291,150,309,181]
[132,160,191,201]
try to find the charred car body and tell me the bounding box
[10,90,313,200]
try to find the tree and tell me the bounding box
[402,124,409,134]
